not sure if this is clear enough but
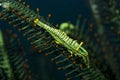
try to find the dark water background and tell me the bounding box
[27,0,92,24]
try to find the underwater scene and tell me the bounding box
[0,0,120,80]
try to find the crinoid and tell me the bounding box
[89,0,120,79]
[0,0,119,80]
[0,28,31,80]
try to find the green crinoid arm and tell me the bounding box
[0,29,14,79]
[34,19,90,68]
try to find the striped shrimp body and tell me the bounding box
[34,19,90,68]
